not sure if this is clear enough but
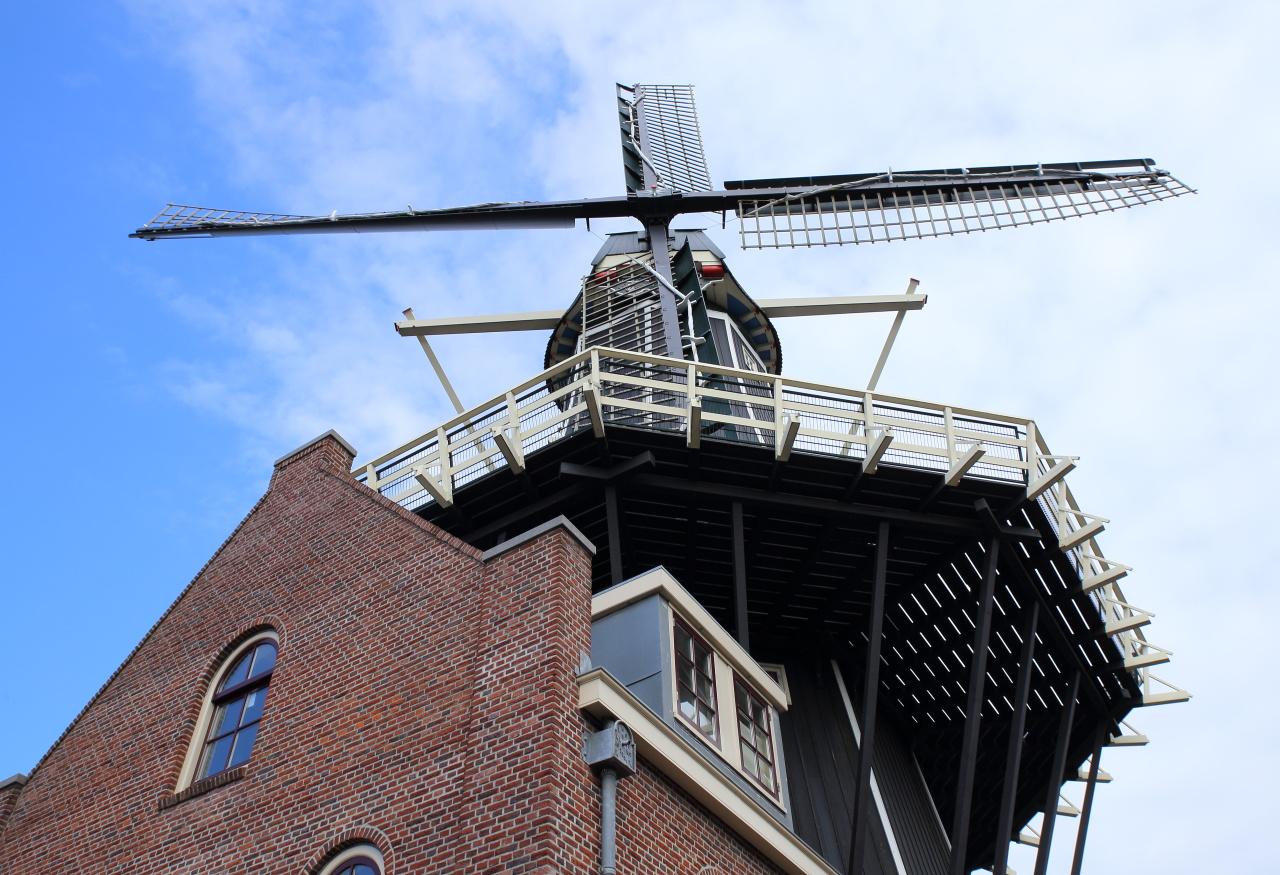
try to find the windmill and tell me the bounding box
[132,85,1192,875]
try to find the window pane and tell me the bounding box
[248,642,277,680]
[228,723,259,768]
[240,686,269,726]
[675,625,692,660]
[211,696,246,738]
[220,651,252,691]
[354,865,377,875]
[696,674,714,702]
[678,688,697,722]
[201,733,234,778]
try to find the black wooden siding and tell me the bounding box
[778,656,950,875]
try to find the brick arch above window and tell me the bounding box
[305,826,395,875]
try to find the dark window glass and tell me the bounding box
[734,678,778,795]
[199,639,276,780]
[332,857,380,875]
[674,620,718,741]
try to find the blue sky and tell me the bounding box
[3,2,1277,872]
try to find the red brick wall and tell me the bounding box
[0,432,789,874]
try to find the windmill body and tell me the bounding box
[0,85,1190,875]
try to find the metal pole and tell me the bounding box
[992,602,1040,875]
[732,501,749,650]
[1033,672,1081,875]
[600,767,619,875]
[605,485,624,584]
[848,521,891,875]
[948,538,1001,875]
[1068,728,1106,875]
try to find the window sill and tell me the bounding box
[158,766,246,811]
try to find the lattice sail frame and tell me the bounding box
[735,169,1194,249]
[138,203,320,232]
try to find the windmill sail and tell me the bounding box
[729,159,1193,248]
[617,83,713,194]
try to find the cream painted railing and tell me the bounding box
[354,346,1184,712]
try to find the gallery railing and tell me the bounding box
[354,346,1185,712]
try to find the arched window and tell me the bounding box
[179,632,278,789]
[318,844,384,875]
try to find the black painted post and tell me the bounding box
[605,485,623,584]
[732,501,749,651]
[1033,672,1081,875]
[948,538,1002,875]
[1068,727,1106,875]
[992,602,1040,875]
[848,521,891,875]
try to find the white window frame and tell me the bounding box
[177,629,279,791]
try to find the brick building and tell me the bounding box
[0,431,794,874]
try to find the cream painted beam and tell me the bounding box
[1026,456,1077,501]
[1108,732,1148,747]
[1060,515,1107,551]
[1081,561,1130,593]
[756,293,927,319]
[688,398,703,449]
[413,467,452,509]
[396,310,564,336]
[945,443,986,486]
[776,416,801,462]
[864,429,894,474]
[492,428,525,475]
[1072,766,1113,783]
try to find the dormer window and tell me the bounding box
[674,619,719,741]
[589,568,790,814]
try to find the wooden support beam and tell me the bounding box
[732,501,749,651]
[756,292,927,318]
[775,415,801,462]
[948,537,1001,875]
[630,473,1042,539]
[946,443,986,486]
[584,384,606,438]
[1059,516,1106,551]
[687,398,702,448]
[492,428,525,474]
[605,485,624,585]
[1026,456,1077,501]
[1107,732,1148,747]
[1032,672,1081,875]
[1081,562,1129,593]
[866,278,921,391]
[1068,730,1106,875]
[848,522,891,875]
[412,467,452,509]
[1104,612,1152,636]
[402,307,465,414]
[1123,649,1170,671]
[395,309,564,336]
[993,602,1040,875]
[863,428,893,474]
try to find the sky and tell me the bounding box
[2,1,1276,871]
